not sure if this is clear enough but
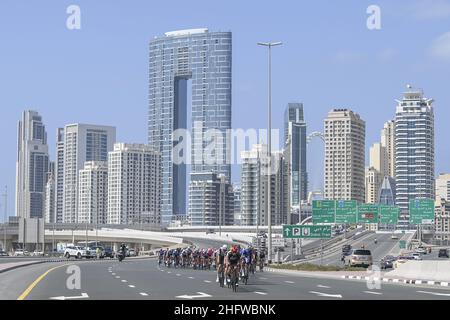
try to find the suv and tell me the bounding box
[438,249,449,258]
[64,246,89,259]
[414,247,427,255]
[103,248,115,258]
[344,249,372,268]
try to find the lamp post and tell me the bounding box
[2,186,7,252]
[257,41,282,264]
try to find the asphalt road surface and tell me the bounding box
[2,257,450,300]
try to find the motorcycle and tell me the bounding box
[117,251,125,262]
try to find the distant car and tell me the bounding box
[438,249,449,258]
[391,235,399,240]
[103,247,115,258]
[14,249,27,256]
[31,250,44,257]
[64,246,89,259]
[414,247,427,255]
[127,249,136,257]
[394,256,414,268]
[0,250,9,257]
[380,255,396,270]
[411,253,422,260]
[90,246,105,258]
[344,249,372,268]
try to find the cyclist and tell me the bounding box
[216,245,227,284]
[259,250,266,271]
[226,245,241,286]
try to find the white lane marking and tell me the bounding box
[128,285,135,288]
[140,292,149,296]
[259,277,267,280]
[176,274,181,277]
[309,291,343,298]
[254,291,268,295]
[284,281,295,284]
[121,280,127,283]
[317,285,331,289]
[50,293,89,300]
[115,276,120,279]
[167,271,172,274]
[364,291,383,295]
[112,273,116,276]
[176,292,212,299]
[417,290,450,297]
[188,277,195,279]
[108,270,112,273]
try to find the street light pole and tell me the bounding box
[258,41,282,264]
[3,186,7,252]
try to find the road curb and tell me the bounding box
[340,275,450,288]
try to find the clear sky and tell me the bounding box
[1,0,450,220]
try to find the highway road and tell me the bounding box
[2,257,450,300]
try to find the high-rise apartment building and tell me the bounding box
[394,87,435,227]
[369,142,387,177]
[365,167,382,204]
[148,28,232,224]
[54,128,65,223]
[435,197,450,242]
[284,103,307,206]
[324,109,365,203]
[436,173,450,202]
[107,143,161,225]
[188,173,234,226]
[240,144,290,226]
[78,161,108,225]
[15,111,49,219]
[63,124,116,223]
[44,172,55,223]
[381,120,395,178]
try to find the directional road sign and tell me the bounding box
[282,225,332,239]
[312,200,335,224]
[409,199,435,224]
[335,200,357,224]
[357,204,379,223]
[379,205,399,225]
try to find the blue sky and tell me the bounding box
[1,0,450,220]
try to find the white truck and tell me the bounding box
[64,245,90,259]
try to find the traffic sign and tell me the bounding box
[399,240,406,249]
[379,205,399,225]
[282,225,332,239]
[335,200,357,224]
[357,204,379,223]
[312,200,335,224]
[409,199,435,224]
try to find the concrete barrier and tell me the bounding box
[386,260,450,282]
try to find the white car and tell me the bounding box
[411,253,422,260]
[31,251,44,257]
[64,246,89,259]
[414,247,427,255]
[14,249,28,256]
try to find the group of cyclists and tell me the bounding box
[158,244,266,291]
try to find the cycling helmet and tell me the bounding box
[231,246,238,253]
[221,245,227,250]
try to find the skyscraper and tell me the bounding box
[240,144,290,226]
[436,173,450,202]
[148,28,232,225]
[381,120,395,178]
[107,143,161,225]
[54,128,65,223]
[365,167,382,204]
[324,109,365,203]
[188,173,234,226]
[379,176,396,205]
[284,103,307,207]
[63,124,116,223]
[15,110,49,219]
[394,87,435,228]
[78,161,108,225]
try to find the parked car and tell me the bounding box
[64,246,89,259]
[438,249,449,258]
[127,249,136,257]
[31,250,44,256]
[344,249,372,268]
[380,255,396,270]
[0,250,9,257]
[14,249,28,256]
[411,253,422,260]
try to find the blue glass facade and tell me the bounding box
[148,29,232,224]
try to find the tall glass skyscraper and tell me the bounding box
[15,111,49,219]
[394,87,435,228]
[148,28,232,224]
[284,103,307,206]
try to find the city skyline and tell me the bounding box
[2,1,450,219]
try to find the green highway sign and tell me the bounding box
[357,204,379,223]
[282,225,332,239]
[312,200,335,224]
[399,240,406,249]
[379,205,399,225]
[335,200,357,224]
[409,199,435,224]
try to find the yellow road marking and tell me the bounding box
[17,264,71,300]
